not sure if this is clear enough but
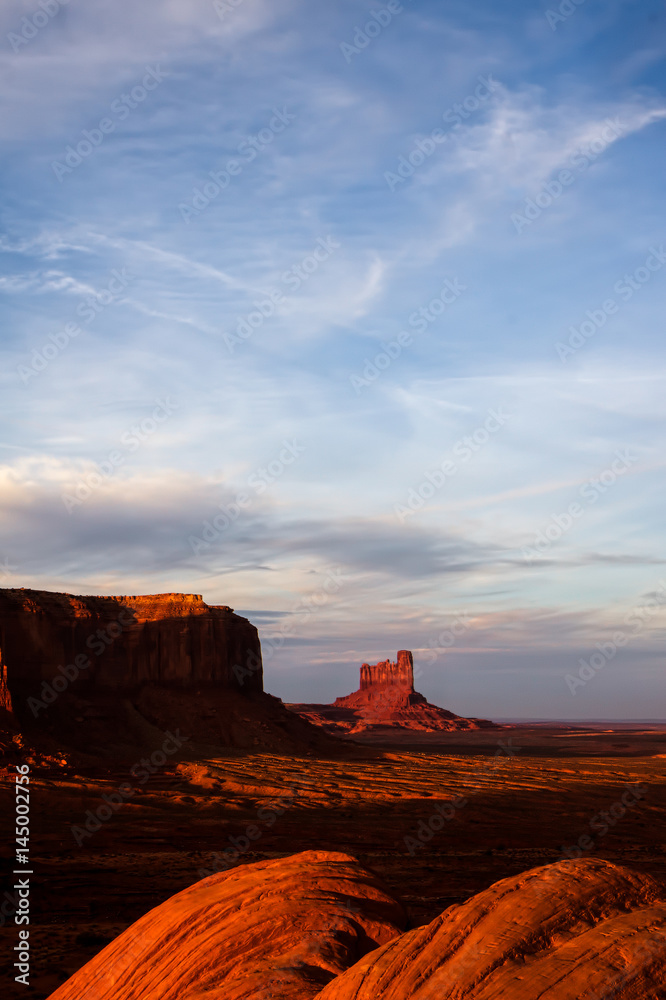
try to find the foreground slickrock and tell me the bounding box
[45,853,666,999]
[46,851,406,1000]
[317,856,666,998]
[289,649,495,735]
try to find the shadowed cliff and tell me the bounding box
[0,588,336,757]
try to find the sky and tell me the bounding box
[1,0,665,719]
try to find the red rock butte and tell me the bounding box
[359,649,414,691]
[0,587,336,754]
[288,650,495,735]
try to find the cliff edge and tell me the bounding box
[0,587,334,757]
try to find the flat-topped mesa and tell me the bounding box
[0,588,342,755]
[0,588,263,722]
[359,650,414,693]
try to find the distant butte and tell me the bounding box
[288,650,495,736]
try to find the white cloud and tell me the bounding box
[85,232,253,292]
[0,269,96,296]
[406,85,666,251]
[0,232,94,259]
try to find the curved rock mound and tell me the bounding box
[317,857,666,998]
[46,850,406,1000]
[290,650,495,735]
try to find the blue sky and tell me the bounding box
[1,0,665,718]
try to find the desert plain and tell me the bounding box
[1,589,665,998]
[2,724,666,997]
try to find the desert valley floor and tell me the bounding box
[2,724,666,999]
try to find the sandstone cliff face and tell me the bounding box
[0,587,340,755]
[0,588,263,721]
[0,656,14,725]
[290,650,494,735]
[336,649,430,717]
[359,650,414,691]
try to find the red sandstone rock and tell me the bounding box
[46,854,666,999]
[0,587,336,755]
[359,649,415,691]
[317,856,666,998]
[0,655,16,727]
[46,850,406,1000]
[290,650,494,735]
[0,588,263,703]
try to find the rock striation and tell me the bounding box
[47,853,666,999]
[359,649,415,692]
[317,856,666,998]
[0,587,334,755]
[289,650,494,735]
[46,850,407,1000]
